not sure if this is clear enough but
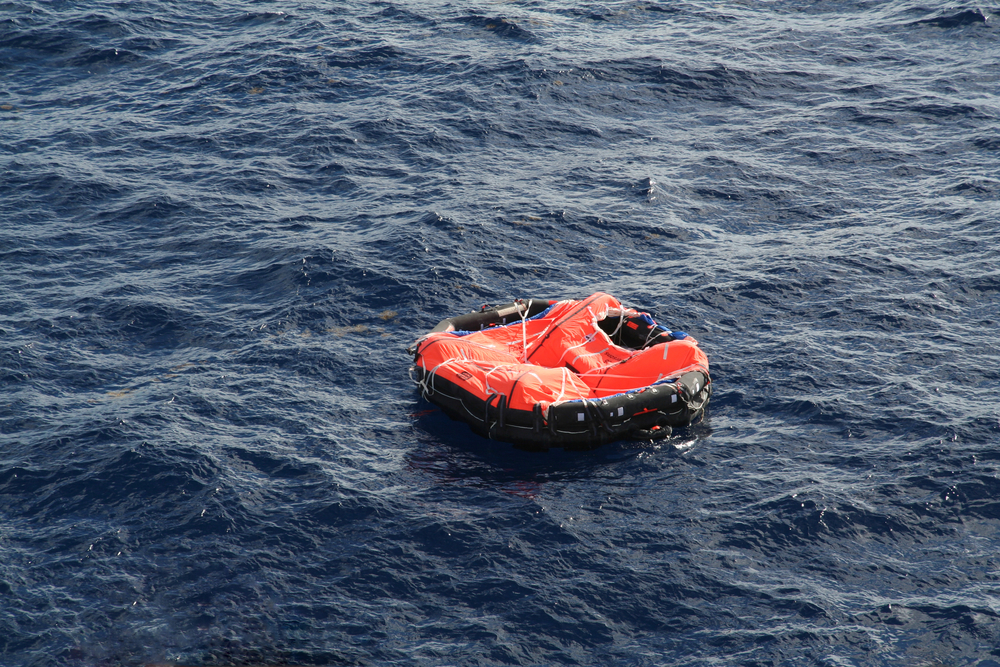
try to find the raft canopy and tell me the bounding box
[409,292,711,450]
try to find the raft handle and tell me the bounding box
[497,394,507,429]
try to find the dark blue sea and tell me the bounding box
[3,1,1000,665]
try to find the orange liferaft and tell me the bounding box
[408,292,711,450]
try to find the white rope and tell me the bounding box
[645,323,668,348]
[605,307,627,342]
[517,299,530,362]
[554,367,570,404]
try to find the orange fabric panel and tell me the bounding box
[414,335,512,397]
[417,334,520,368]
[415,332,593,405]
[524,292,632,373]
[459,318,547,361]
[582,339,709,397]
[503,366,592,410]
[417,355,592,409]
[414,292,710,407]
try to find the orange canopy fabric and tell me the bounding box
[413,292,709,415]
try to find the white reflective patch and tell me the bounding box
[671,394,678,403]
[618,406,624,417]
[578,412,585,421]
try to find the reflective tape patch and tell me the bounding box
[578,413,585,421]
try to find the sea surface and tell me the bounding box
[2,1,999,665]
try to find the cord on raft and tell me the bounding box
[516,298,530,363]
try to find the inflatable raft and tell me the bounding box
[408,292,711,450]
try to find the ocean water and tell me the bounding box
[2,1,999,665]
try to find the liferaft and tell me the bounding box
[408,292,711,450]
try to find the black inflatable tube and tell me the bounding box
[429,299,556,333]
[412,366,711,451]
